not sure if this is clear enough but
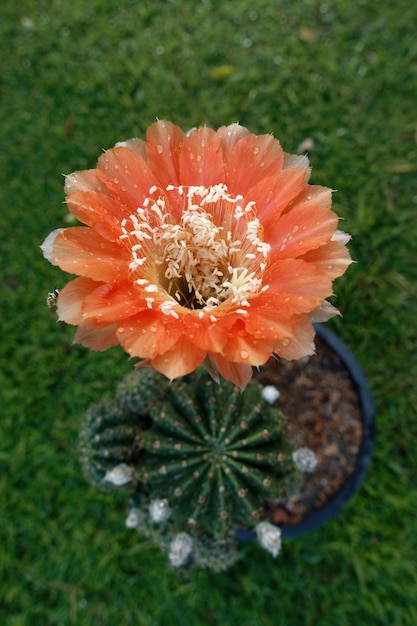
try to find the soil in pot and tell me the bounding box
[253,331,365,532]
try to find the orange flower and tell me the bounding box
[41,122,351,389]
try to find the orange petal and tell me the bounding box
[224,133,284,196]
[81,282,148,323]
[219,320,273,366]
[179,126,225,186]
[205,352,253,390]
[57,276,102,324]
[216,123,251,160]
[274,315,316,359]
[66,190,131,241]
[268,205,339,262]
[64,169,101,195]
[41,227,129,282]
[301,241,352,279]
[265,258,334,304]
[146,120,185,188]
[96,146,160,210]
[74,324,119,351]
[149,338,206,380]
[116,311,183,359]
[243,299,296,340]
[245,168,308,231]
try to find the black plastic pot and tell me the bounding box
[236,324,375,541]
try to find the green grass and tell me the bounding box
[1,0,417,624]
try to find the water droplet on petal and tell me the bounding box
[292,225,299,233]
[157,144,163,154]
[240,350,249,360]
[253,147,259,155]
[282,338,290,347]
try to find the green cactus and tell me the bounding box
[141,369,294,535]
[79,367,169,491]
[116,367,169,415]
[79,366,298,569]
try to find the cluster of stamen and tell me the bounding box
[120,184,270,316]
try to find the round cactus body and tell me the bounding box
[141,369,294,535]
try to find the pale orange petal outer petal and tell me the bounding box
[205,353,253,390]
[216,124,251,160]
[66,190,130,242]
[64,169,101,195]
[265,258,334,304]
[178,127,225,186]
[46,227,129,282]
[301,241,352,279]
[146,121,185,188]
[96,147,160,212]
[224,133,284,196]
[274,316,316,359]
[74,324,119,351]
[116,311,183,359]
[81,282,148,324]
[244,168,308,231]
[57,276,103,325]
[148,339,206,380]
[268,205,339,262]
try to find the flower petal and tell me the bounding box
[146,120,185,188]
[274,315,316,359]
[205,352,253,390]
[64,169,101,195]
[57,276,102,324]
[268,205,339,262]
[265,258,334,305]
[66,190,131,241]
[42,227,129,282]
[301,241,352,279]
[116,311,183,359]
[81,282,148,323]
[149,339,206,380]
[179,126,225,186]
[217,123,251,159]
[225,133,284,196]
[96,146,160,210]
[74,324,119,350]
[245,168,308,231]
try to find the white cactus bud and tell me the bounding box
[149,499,171,523]
[256,522,282,558]
[103,463,134,486]
[168,533,193,567]
[125,508,141,529]
[261,385,280,404]
[292,447,318,472]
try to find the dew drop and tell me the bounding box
[113,178,119,184]
[157,144,163,154]
[280,244,286,251]
[240,350,249,360]
[292,225,299,233]
[149,326,157,333]
[306,194,312,200]
[282,338,290,347]
[253,147,259,155]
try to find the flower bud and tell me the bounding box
[169,532,193,567]
[256,522,282,557]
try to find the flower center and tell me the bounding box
[120,184,270,315]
